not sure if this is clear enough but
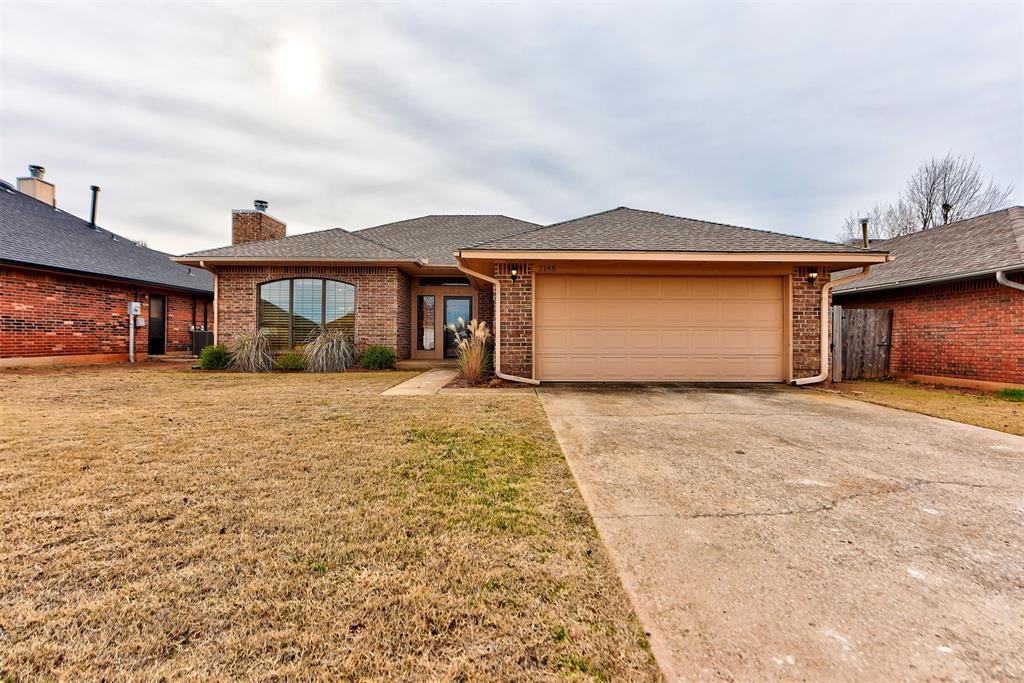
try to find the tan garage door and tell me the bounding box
[535,275,785,382]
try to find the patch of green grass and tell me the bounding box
[997,388,1024,402]
[553,625,568,642]
[399,427,543,534]
[555,654,608,681]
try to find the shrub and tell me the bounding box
[231,330,274,373]
[360,345,397,370]
[273,351,308,372]
[304,326,355,372]
[198,344,232,370]
[997,388,1024,402]
[447,318,492,385]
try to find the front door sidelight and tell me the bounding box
[443,296,472,359]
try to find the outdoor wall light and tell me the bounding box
[510,265,518,283]
[807,270,819,285]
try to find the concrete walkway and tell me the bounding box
[539,383,1024,682]
[381,368,456,396]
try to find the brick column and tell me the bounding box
[494,262,533,379]
[792,265,831,379]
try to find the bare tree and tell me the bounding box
[839,154,1013,242]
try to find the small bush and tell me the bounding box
[360,345,397,370]
[997,388,1024,402]
[273,351,308,372]
[304,326,355,372]
[232,330,274,373]
[448,318,492,385]
[198,344,232,370]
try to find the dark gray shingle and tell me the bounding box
[181,227,413,261]
[466,207,883,254]
[833,207,1024,294]
[0,187,212,293]
[356,215,540,265]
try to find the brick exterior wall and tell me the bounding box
[214,265,411,359]
[492,263,831,382]
[0,265,210,361]
[396,271,411,360]
[835,273,1024,384]
[477,289,495,331]
[494,262,534,378]
[231,210,286,245]
[792,266,831,379]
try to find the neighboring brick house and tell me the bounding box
[0,166,213,367]
[833,207,1024,386]
[178,204,886,384]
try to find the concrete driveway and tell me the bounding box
[539,384,1024,682]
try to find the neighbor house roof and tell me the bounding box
[0,184,213,294]
[180,227,414,262]
[356,215,540,266]
[463,207,885,254]
[833,206,1024,295]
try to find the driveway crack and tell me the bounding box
[594,478,997,521]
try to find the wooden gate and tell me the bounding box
[834,307,893,380]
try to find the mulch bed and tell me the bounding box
[444,375,535,389]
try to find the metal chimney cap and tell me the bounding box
[28,165,46,179]
[858,216,870,225]
[254,199,269,212]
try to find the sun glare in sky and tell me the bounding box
[272,39,322,95]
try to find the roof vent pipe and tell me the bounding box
[89,185,100,227]
[28,165,45,179]
[860,217,869,249]
[254,199,269,212]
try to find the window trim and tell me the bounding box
[257,277,356,350]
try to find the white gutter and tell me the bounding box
[996,269,1024,293]
[455,255,540,385]
[793,265,872,386]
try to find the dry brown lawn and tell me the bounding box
[828,379,1024,436]
[0,364,659,681]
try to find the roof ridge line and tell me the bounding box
[623,206,866,250]
[1005,207,1024,260]
[465,207,625,249]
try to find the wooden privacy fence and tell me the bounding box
[832,306,893,380]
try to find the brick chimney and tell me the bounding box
[232,200,286,245]
[17,165,56,207]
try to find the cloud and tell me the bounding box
[1,1,1020,253]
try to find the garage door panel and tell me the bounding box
[535,275,785,382]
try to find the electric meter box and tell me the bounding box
[128,302,142,316]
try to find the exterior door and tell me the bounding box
[148,294,166,355]
[443,296,472,359]
[534,275,785,382]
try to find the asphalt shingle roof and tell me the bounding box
[833,206,1024,294]
[356,215,540,265]
[181,226,413,261]
[0,186,212,293]
[466,207,882,254]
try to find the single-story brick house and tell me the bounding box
[178,202,887,383]
[0,166,213,367]
[833,207,1024,386]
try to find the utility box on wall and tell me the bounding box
[127,301,141,316]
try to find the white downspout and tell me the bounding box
[996,269,1024,293]
[456,255,540,385]
[792,265,872,386]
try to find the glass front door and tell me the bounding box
[148,294,166,355]
[443,296,472,359]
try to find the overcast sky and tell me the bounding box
[2,2,1021,254]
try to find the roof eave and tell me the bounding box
[456,249,890,264]
[0,258,214,296]
[834,264,1024,296]
[173,256,425,267]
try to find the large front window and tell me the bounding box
[258,278,355,351]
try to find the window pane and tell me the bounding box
[259,281,290,351]
[417,295,435,351]
[292,278,324,346]
[325,280,355,342]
